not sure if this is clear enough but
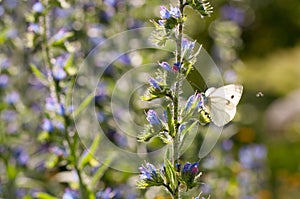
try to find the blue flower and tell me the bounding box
[160,6,171,19]
[52,66,66,80]
[172,62,181,71]
[148,77,161,90]
[28,23,40,33]
[0,74,9,88]
[239,144,267,169]
[170,6,180,18]
[96,187,117,199]
[13,147,29,166]
[182,38,195,52]
[181,162,200,189]
[158,61,172,71]
[62,188,79,199]
[139,163,157,180]
[146,110,161,125]
[32,2,44,13]
[5,91,19,105]
[49,146,67,157]
[42,118,54,132]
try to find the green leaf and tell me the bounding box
[7,163,17,180]
[64,53,77,76]
[91,153,115,188]
[78,134,101,169]
[73,93,95,118]
[164,159,177,191]
[30,64,48,85]
[50,32,73,47]
[166,106,174,137]
[34,192,58,199]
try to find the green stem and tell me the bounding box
[41,2,88,197]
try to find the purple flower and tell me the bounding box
[0,6,4,17]
[28,23,40,33]
[1,110,17,122]
[0,74,9,88]
[32,2,44,13]
[172,62,181,71]
[42,119,54,132]
[96,187,117,199]
[181,162,200,189]
[52,66,66,80]
[148,77,161,90]
[182,38,195,52]
[14,147,29,166]
[5,91,19,105]
[170,6,180,18]
[158,61,172,71]
[139,163,157,180]
[220,5,245,25]
[239,144,267,169]
[49,146,67,157]
[0,59,10,69]
[62,188,79,199]
[53,29,68,41]
[45,97,57,112]
[160,6,171,19]
[146,110,161,125]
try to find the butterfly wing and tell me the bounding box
[207,97,237,126]
[208,84,243,106]
[205,84,243,126]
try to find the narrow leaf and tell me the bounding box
[73,92,94,117]
[91,153,115,189]
[34,192,58,199]
[30,64,48,85]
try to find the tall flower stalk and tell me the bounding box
[137,0,213,198]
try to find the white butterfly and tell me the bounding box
[202,84,243,127]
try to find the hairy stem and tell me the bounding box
[41,2,88,197]
[172,0,185,198]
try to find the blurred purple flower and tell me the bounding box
[4,0,18,9]
[0,6,4,17]
[160,6,171,19]
[62,188,80,199]
[221,139,233,151]
[49,146,67,157]
[239,144,267,169]
[28,23,40,34]
[0,74,9,88]
[32,2,44,13]
[53,29,68,41]
[118,54,131,65]
[41,118,54,132]
[14,147,29,166]
[0,58,10,69]
[146,110,161,125]
[96,187,117,199]
[5,91,19,105]
[1,110,17,122]
[54,120,65,130]
[45,97,57,111]
[52,66,66,80]
[220,5,245,25]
